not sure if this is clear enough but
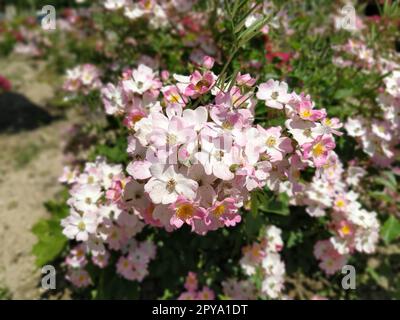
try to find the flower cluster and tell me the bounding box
[332,32,399,169]
[298,152,379,274]
[240,225,285,298]
[104,0,196,29]
[332,39,374,70]
[60,158,156,286]
[178,272,215,300]
[344,68,399,168]
[101,62,339,236]
[221,278,257,300]
[63,64,102,95]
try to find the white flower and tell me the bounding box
[122,64,157,94]
[144,164,198,204]
[285,118,321,145]
[384,70,400,98]
[344,117,366,137]
[262,253,285,275]
[346,166,366,186]
[256,79,291,109]
[62,210,98,241]
[265,225,283,252]
[100,163,123,189]
[68,184,102,211]
[348,208,378,229]
[104,0,126,11]
[261,275,284,299]
[330,237,350,255]
[354,229,379,254]
[306,206,326,217]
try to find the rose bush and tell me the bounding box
[2,0,398,299]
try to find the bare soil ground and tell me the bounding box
[0,57,68,299]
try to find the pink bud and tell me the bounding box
[161,70,170,81]
[202,56,215,69]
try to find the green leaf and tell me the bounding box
[334,88,354,99]
[261,193,290,216]
[32,198,69,266]
[32,219,68,267]
[381,216,400,244]
[369,191,392,203]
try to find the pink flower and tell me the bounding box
[247,126,293,163]
[184,71,216,98]
[202,55,215,69]
[178,291,197,300]
[206,198,241,229]
[162,85,188,106]
[302,135,336,167]
[169,196,205,228]
[256,79,291,109]
[197,287,215,300]
[116,256,137,280]
[66,269,92,288]
[313,240,348,275]
[335,220,355,238]
[184,272,198,292]
[65,244,87,268]
[92,250,110,268]
[290,93,326,121]
[236,72,256,87]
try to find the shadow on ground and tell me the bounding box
[0,92,54,133]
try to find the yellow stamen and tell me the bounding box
[176,204,195,220]
[266,136,276,148]
[335,199,345,208]
[341,224,351,235]
[301,109,312,118]
[77,221,86,231]
[166,179,177,193]
[312,142,325,157]
[213,204,225,217]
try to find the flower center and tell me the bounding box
[324,118,332,126]
[222,120,233,130]
[214,150,224,160]
[131,114,144,123]
[123,260,130,268]
[195,79,210,91]
[136,81,143,89]
[312,142,325,157]
[78,274,86,283]
[78,221,86,231]
[341,224,351,235]
[335,199,345,208]
[301,109,312,118]
[144,0,152,10]
[170,94,180,103]
[166,179,177,193]
[265,136,276,148]
[166,133,178,145]
[176,204,195,220]
[213,204,225,217]
[303,128,312,137]
[271,91,279,100]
